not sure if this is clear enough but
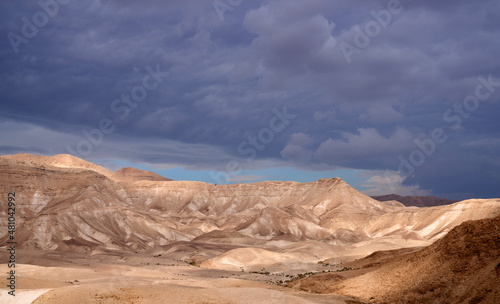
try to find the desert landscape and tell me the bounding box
[3,0,500,303]
[1,153,499,303]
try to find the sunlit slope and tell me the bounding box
[1,154,499,262]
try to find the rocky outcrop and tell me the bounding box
[291,215,500,304]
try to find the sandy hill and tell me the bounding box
[1,153,171,183]
[0,153,499,272]
[372,194,458,207]
[290,214,500,303]
[2,153,115,178]
[114,167,172,182]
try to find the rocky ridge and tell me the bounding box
[1,154,499,271]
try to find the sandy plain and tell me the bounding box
[1,250,365,304]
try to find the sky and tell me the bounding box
[1,0,499,200]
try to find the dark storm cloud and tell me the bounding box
[1,0,499,198]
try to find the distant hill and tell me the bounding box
[1,153,172,182]
[371,194,458,207]
[114,167,173,182]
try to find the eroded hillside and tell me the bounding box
[1,154,499,272]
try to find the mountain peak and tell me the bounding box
[316,177,346,185]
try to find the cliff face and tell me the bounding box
[1,154,499,259]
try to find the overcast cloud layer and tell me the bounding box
[1,0,499,199]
